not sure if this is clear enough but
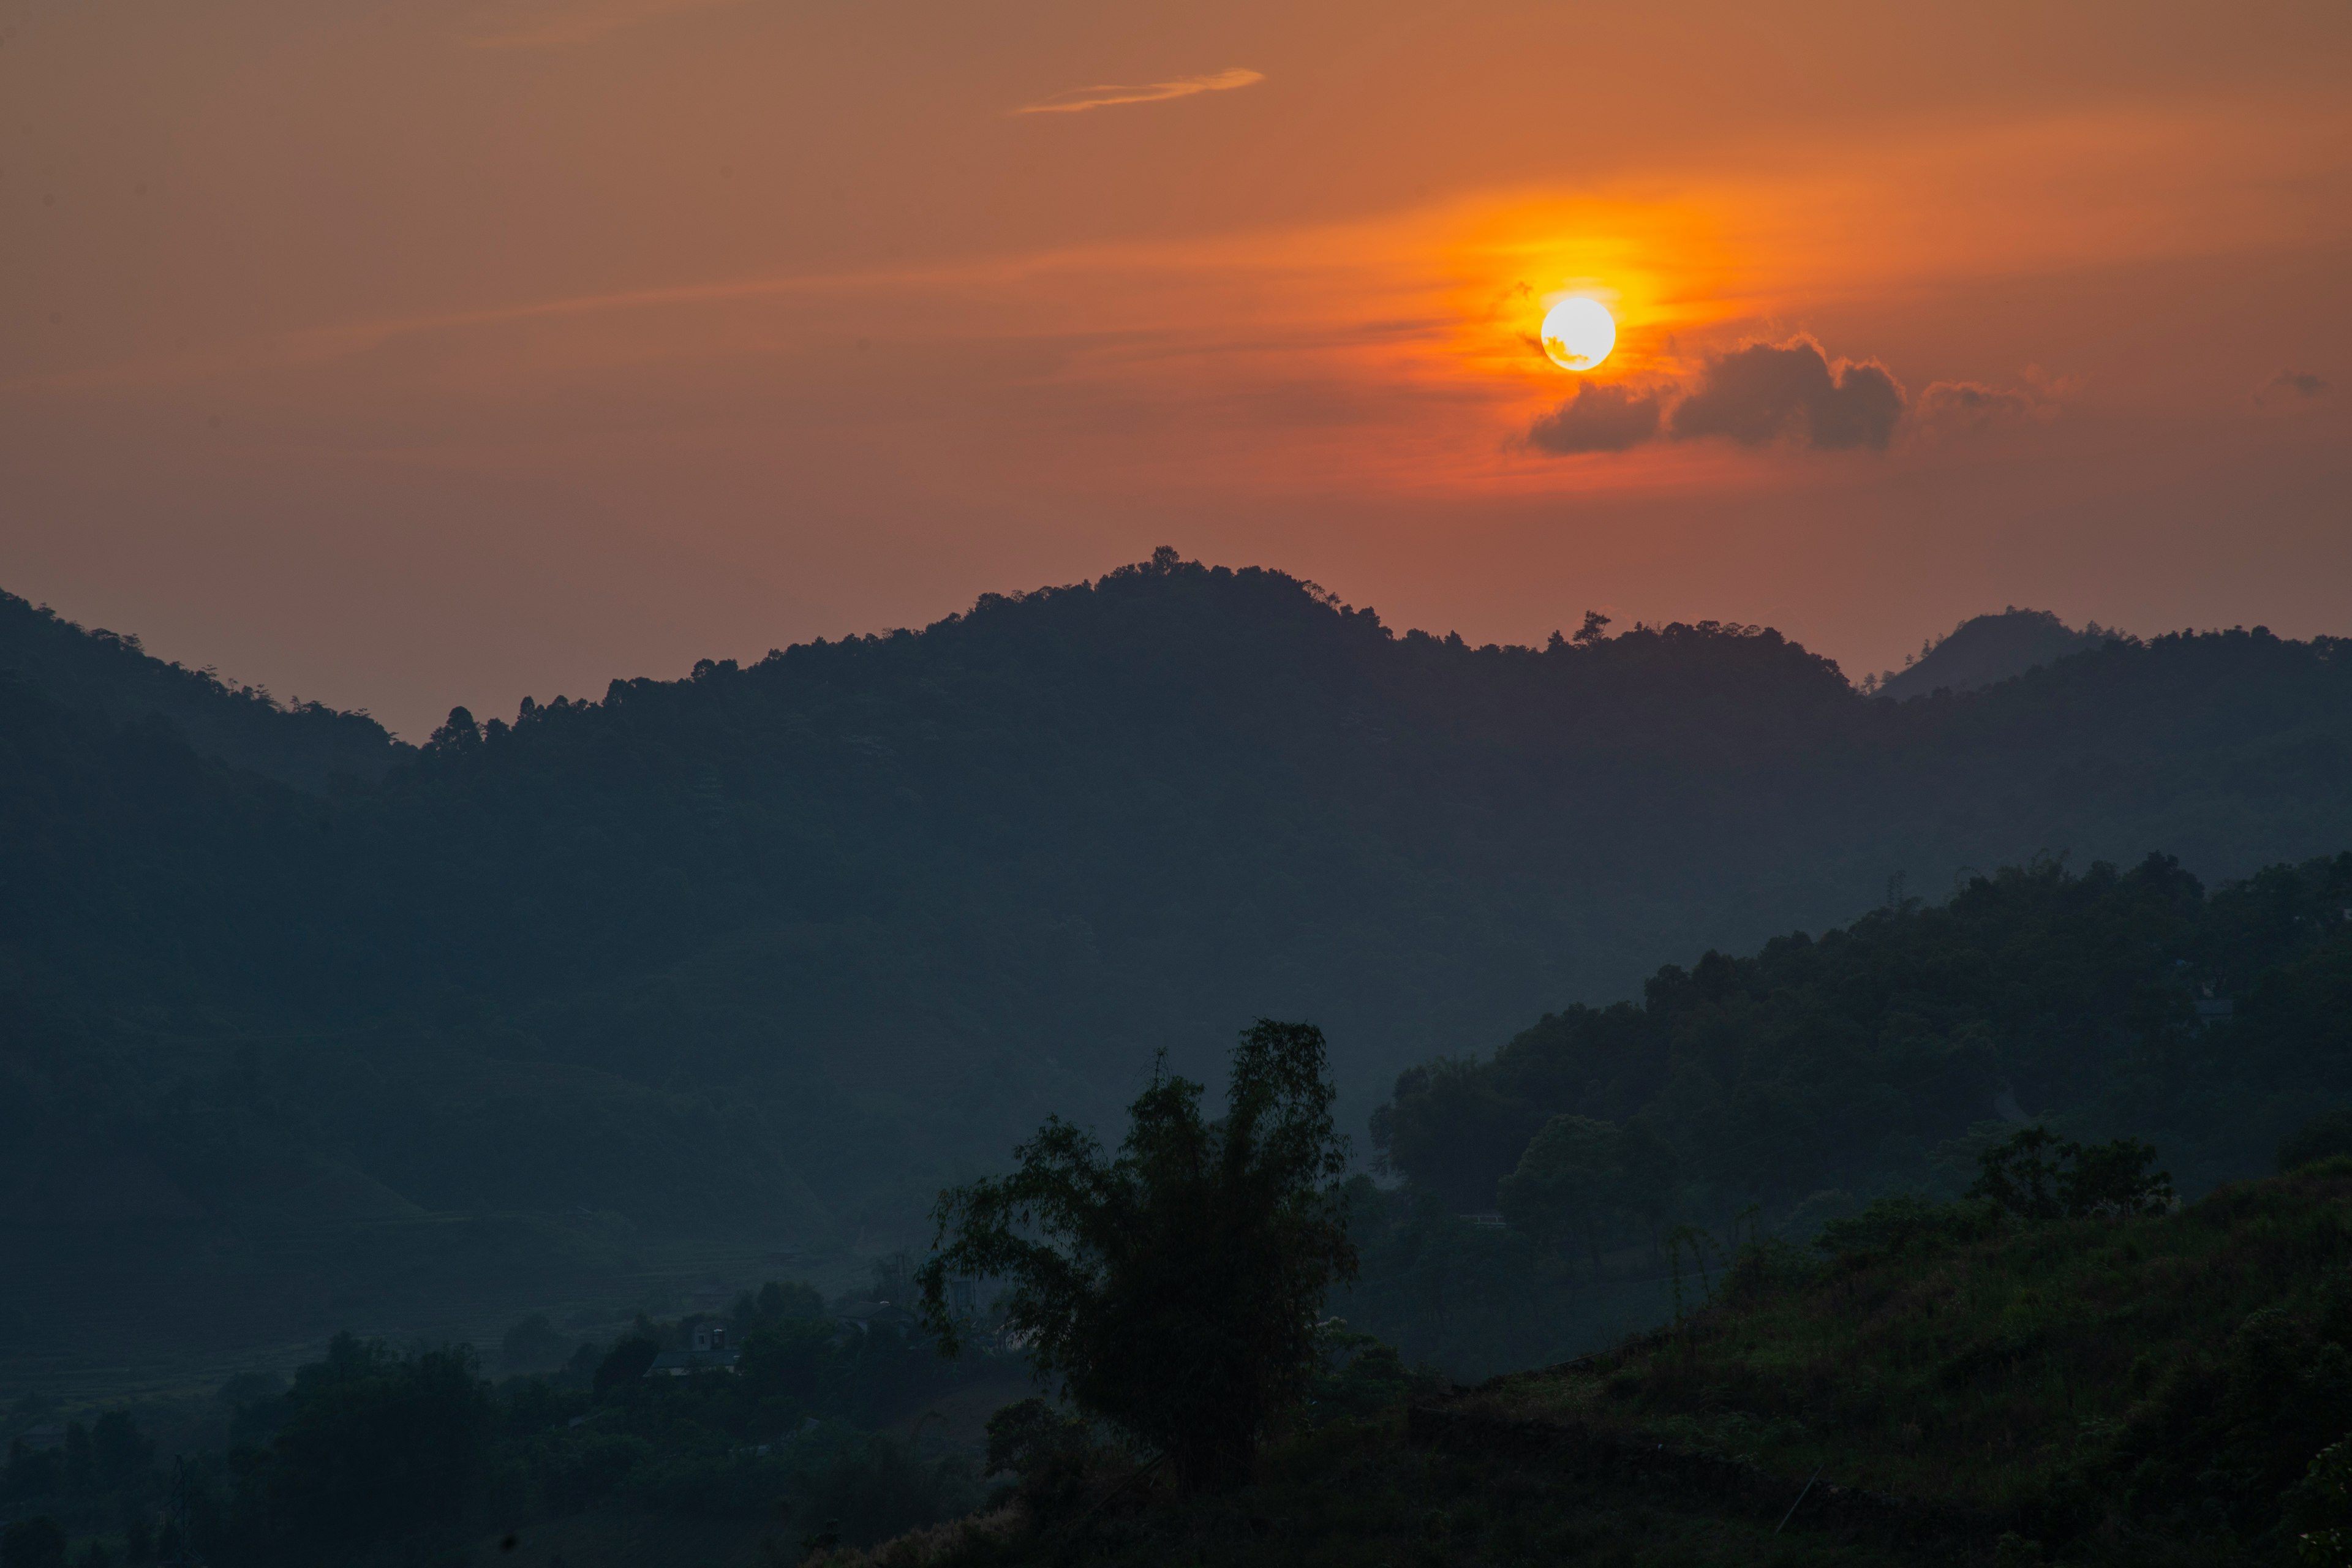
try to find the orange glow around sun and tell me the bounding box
[1425,193,1750,400]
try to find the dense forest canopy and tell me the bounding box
[4,549,2351,1374]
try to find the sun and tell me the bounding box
[1540,296,1616,371]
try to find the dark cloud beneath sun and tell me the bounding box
[1526,382,1663,453]
[1521,337,1907,459]
[1670,339,1904,450]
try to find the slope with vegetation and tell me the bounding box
[1423,1157,2352,1564]
[832,1143,2352,1568]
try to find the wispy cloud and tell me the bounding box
[2253,368,2330,409]
[1016,67,1264,116]
[1913,370,2071,432]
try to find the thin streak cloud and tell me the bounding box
[1017,67,1264,116]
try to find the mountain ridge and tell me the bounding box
[4,551,2351,1382]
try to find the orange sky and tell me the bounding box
[3,0,2348,736]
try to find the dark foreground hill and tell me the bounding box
[841,1160,2352,1568]
[4,550,2351,1380]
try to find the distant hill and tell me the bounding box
[4,550,2351,1381]
[1874,606,2106,701]
[0,589,407,791]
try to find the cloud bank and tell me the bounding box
[1017,67,1264,116]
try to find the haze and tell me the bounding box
[3,0,2346,738]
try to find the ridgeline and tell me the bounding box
[4,551,2351,1381]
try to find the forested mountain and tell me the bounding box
[3,549,2350,1377]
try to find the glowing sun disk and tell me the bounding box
[1540,297,1616,371]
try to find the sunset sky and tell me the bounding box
[4,0,2347,738]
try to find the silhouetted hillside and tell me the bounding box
[1874,606,2104,700]
[0,590,407,790]
[3,551,2351,1377]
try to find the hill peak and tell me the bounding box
[1871,606,2114,701]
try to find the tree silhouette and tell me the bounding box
[918,1020,1356,1494]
